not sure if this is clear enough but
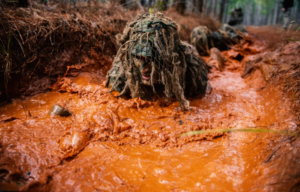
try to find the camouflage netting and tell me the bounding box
[106,12,208,110]
[190,24,246,56]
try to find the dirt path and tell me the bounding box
[0,39,298,191]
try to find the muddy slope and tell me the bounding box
[241,40,300,191]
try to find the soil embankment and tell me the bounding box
[0,7,219,104]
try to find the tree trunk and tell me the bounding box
[223,0,229,23]
[244,2,250,25]
[251,3,256,25]
[203,0,206,16]
[206,0,212,17]
[213,0,218,18]
[296,0,300,21]
[174,0,186,15]
[198,0,203,13]
[162,0,168,10]
[218,0,226,22]
[268,7,273,25]
[193,0,196,12]
[273,0,278,24]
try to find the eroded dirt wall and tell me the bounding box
[0,7,220,105]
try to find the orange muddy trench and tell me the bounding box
[0,39,299,191]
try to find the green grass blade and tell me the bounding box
[7,33,11,53]
[180,128,300,137]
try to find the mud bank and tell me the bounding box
[0,7,219,105]
[0,7,127,103]
[1,28,300,191]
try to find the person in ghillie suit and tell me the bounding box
[105,12,208,111]
[190,24,246,56]
[227,8,247,33]
[228,8,243,26]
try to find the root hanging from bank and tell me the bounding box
[0,34,12,98]
[284,59,300,120]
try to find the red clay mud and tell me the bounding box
[0,31,299,191]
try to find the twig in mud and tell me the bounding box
[0,117,18,123]
[20,101,31,118]
[20,101,27,118]
[263,146,281,163]
[180,127,300,137]
[100,144,108,149]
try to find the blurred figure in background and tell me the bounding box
[190,25,246,56]
[228,8,244,26]
[282,0,294,29]
[227,8,247,33]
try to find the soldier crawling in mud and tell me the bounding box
[105,12,208,111]
[190,24,246,56]
[228,8,244,27]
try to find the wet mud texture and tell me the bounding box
[0,39,300,191]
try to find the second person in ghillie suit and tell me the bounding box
[106,12,208,110]
[228,8,244,26]
[190,24,246,56]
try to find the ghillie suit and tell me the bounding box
[106,12,208,110]
[190,24,246,56]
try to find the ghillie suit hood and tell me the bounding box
[106,12,208,110]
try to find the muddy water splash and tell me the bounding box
[0,46,297,191]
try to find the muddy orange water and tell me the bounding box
[0,44,297,191]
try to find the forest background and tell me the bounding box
[23,0,300,26]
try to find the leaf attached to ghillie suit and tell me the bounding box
[106,12,208,110]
